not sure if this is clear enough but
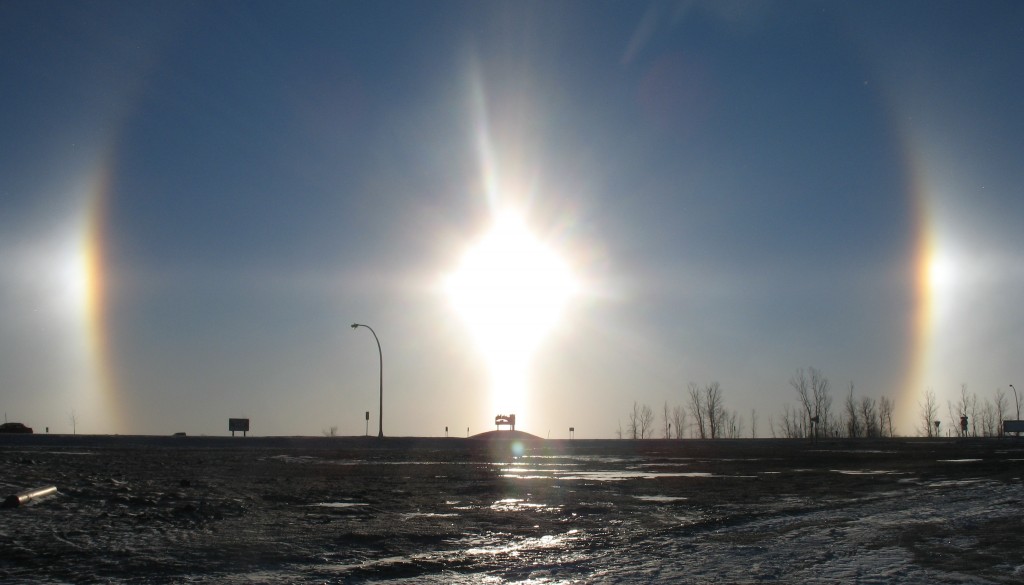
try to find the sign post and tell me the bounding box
[229,418,250,437]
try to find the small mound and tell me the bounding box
[469,429,544,441]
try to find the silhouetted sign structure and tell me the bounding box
[1004,420,1024,433]
[229,418,249,437]
[494,414,516,431]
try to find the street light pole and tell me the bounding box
[352,323,383,438]
[1011,384,1020,420]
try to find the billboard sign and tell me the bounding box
[1004,420,1024,433]
[229,418,250,436]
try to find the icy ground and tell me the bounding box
[2,436,1022,583]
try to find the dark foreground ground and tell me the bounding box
[2,435,1023,583]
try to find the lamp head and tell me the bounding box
[351,323,359,329]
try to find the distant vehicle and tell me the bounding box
[0,422,33,434]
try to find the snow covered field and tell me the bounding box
[2,435,1023,583]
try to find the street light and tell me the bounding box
[351,323,383,438]
[1011,384,1021,420]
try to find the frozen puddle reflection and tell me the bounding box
[308,502,367,508]
[501,469,715,481]
[558,470,714,480]
[401,511,459,519]
[463,529,583,557]
[928,478,988,488]
[633,495,687,502]
[490,498,556,512]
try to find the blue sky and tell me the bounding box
[1,1,1022,437]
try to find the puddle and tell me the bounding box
[331,460,475,466]
[4,450,96,456]
[268,455,322,464]
[465,530,579,555]
[633,495,688,502]
[503,467,578,475]
[928,479,988,488]
[556,471,714,481]
[490,498,556,512]
[811,450,896,454]
[501,468,716,481]
[401,512,458,519]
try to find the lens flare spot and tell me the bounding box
[510,441,525,458]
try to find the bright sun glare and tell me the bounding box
[928,253,954,292]
[445,212,579,417]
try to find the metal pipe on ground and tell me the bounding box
[2,486,57,508]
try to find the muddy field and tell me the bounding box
[2,434,1023,583]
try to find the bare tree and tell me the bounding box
[962,387,978,436]
[726,410,743,438]
[968,391,979,437]
[845,382,861,438]
[662,401,672,439]
[879,396,895,437]
[688,383,706,439]
[671,405,687,439]
[639,403,655,439]
[791,368,812,438]
[616,420,623,440]
[860,397,879,437]
[750,409,758,438]
[68,410,78,435]
[322,426,338,437]
[981,398,997,437]
[705,382,724,439]
[775,404,803,438]
[948,384,971,437]
[995,388,1009,437]
[920,389,938,437]
[811,367,833,438]
[628,402,640,440]
[790,367,833,439]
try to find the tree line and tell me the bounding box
[618,366,1019,439]
[771,367,895,439]
[918,384,1014,438]
[618,381,748,439]
[619,366,896,440]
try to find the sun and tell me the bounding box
[444,211,579,417]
